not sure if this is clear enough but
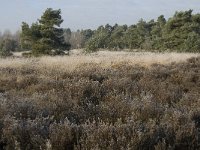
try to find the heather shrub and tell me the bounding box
[0,56,199,149]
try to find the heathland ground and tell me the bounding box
[0,50,199,149]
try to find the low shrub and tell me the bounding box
[0,57,199,149]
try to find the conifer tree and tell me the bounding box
[21,8,70,56]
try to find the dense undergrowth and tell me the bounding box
[0,56,199,150]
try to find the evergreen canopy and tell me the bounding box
[85,10,200,52]
[21,8,70,56]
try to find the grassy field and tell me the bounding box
[0,50,200,149]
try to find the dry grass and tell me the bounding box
[0,50,200,149]
[8,49,200,72]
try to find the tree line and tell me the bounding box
[85,9,200,52]
[0,9,200,56]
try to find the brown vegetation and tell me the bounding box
[0,53,199,149]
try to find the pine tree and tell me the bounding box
[163,10,193,51]
[21,8,70,56]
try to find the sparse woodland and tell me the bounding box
[1,9,200,56]
[0,7,200,150]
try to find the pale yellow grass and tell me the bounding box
[1,50,199,73]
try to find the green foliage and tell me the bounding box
[85,38,99,53]
[31,41,51,56]
[21,8,70,56]
[21,22,35,50]
[85,24,126,52]
[85,10,200,52]
[0,39,14,57]
[81,29,94,44]
[84,26,110,52]
[183,32,200,52]
[162,10,193,51]
[2,9,200,54]
[109,25,127,50]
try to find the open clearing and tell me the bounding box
[9,49,200,71]
[0,50,200,149]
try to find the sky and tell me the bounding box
[0,0,200,33]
